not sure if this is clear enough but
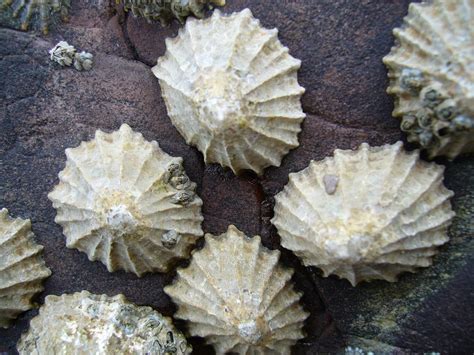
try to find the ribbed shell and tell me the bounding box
[272,142,455,286]
[48,124,203,276]
[165,225,309,355]
[0,208,51,328]
[121,0,225,25]
[383,0,474,159]
[17,291,191,354]
[0,0,70,34]
[152,9,305,175]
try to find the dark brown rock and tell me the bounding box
[1,0,473,354]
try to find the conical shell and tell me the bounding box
[272,142,455,286]
[48,124,204,276]
[152,9,306,175]
[0,0,70,34]
[165,225,309,355]
[17,291,191,354]
[383,0,474,160]
[0,208,51,328]
[121,0,225,25]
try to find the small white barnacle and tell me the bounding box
[16,291,192,354]
[383,0,474,159]
[49,40,75,66]
[161,230,181,249]
[272,142,455,286]
[48,124,204,276]
[73,51,94,71]
[171,191,196,205]
[0,208,51,328]
[152,9,306,175]
[165,225,309,355]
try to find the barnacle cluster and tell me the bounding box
[164,162,197,206]
[49,41,93,71]
[395,69,473,158]
[0,209,51,328]
[17,291,191,354]
[384,0,474,159]
[0,0,70,34]
[121,0,225,25]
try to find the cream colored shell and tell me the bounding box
[121,0,225,25]
[165,225,309,355]
[17,291,191,354]
[48,124,203,276]
[272,142,455,286]
[383,0,474,159]
[152,9,305,175]
[0,208,51,328]
[0,0,69,34]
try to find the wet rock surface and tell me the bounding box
[1,0,473,353]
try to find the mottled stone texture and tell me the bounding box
[0,0,473,354]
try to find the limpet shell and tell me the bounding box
[121,0,225,25]
[0,208,51,328]
[165,225,309,355]
[17,291,192,354]
[152,9,305,175]
[48,124,203,276]
[383,0,474,159]
[0,0,70,34]
[272,142,455,286]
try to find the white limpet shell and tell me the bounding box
[17,291,192,354]
[0,0,70,34]
[165,225,309,355]
[272,142,455,286]
[383,0,474,159]
[0,208,51,328]
[48,124,203,277]
[121,0,225,25]
[152,9,306,175]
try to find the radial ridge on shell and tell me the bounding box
[0,208,51,328]
[17,291,191,354]
[272,142,455,286]
[165,225,309,355]
[152,9,306,175]
[48,124,204,276]
[383,0,474,159]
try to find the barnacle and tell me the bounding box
[165,225,309,354]
[272,142,455,285]
[120,0,225,25]
[48,124,203,276]
[152,9,305,175]
[0,208,51,328]
[73,51,93,71]
[17,291,191,354]
[383,0,474,159]
[0,0,70,34]
[49,40,75,66]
